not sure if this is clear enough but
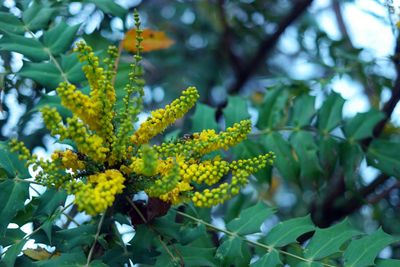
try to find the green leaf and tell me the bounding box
[250,250,282,267]
[85,0,127,17]
[291,94,315,127]
[0,180,30,236]
[304,219,360,260]
[0,32,48,62]
[0,228,25,247]
[376,259,400,267]
[18,53,84,90]
[54,224,96,251]
[18,62,62,89]
[156,243,218,267]
[223,96,250,128]
[1,239,27,267]
[22,1,56,31]
[343,109,384,141]
[317,92,345,132]
[216,237,250,267]
[0,141,30,178]
[226,202,275,235]
[339,142,363,182]
[263,215,315,247]
[191,103,218,132]
[43,21,80,56]
[344,228,398,267]
[256,87,289,130]
[0,11,24,34]
[367,139,400,178]
[262,132,299,180]
[290,131,322,179]
[34,188,67,217]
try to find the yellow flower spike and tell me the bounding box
[131,87,200,145]
[155,119,252,158]
[159,181,193,204]
[70,170,125,215]
[56,82,100,131]
[180,156,230,186]
[52,150,85,172]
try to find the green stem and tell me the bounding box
[175,210,338,267]
[85,212,106,266]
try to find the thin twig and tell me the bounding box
[228,0,314,94]
[85,212,106,266]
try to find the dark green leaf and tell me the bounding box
[304,219,360,260]
[34,188,67,217]
[223,96,250,128]
[226,202,275,235]
[0,228,25,247]
[0,32,48,61]
[262,132,299,180]
[1,239,27,267]
[215,237,250,267]
[263,215,315,247]
[343,109,384,141]
[22,1,56,31]
[0,11,24,34]
[43,21,80,56]
[156,243,218,267]
[343,228,398,267]
[291,94,315,127]
[0,141,30,178]
[317,92,345,132]
[54,224,96,251]
[367,139,400,178]
[0,180,30,235]
[256,87,289,130]
[191,103,218,132]
[290,131,322,179]
[250,250,282,267]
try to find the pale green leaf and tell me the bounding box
[191,103,218,132]
[343,109,384,141]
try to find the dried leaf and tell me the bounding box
[122,28,174,53]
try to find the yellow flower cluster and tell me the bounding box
[130,87,199,145]
[51,150,85,172]
[10,14,274,216]
[155,120,252,158]
[69,170,125,216]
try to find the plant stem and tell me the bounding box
[175,210,338,267]
[85,212,106,266]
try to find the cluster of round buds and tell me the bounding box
[179,157,230,186]
[70,170,125,215]
[130,87,200,145]
[51,150,85,172]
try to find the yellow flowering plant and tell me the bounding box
[10,13,274,217]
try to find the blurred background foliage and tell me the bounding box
[1,0,400,265]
